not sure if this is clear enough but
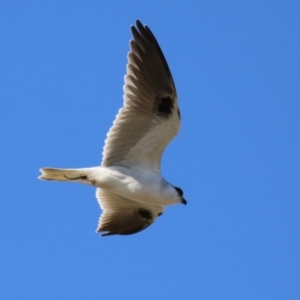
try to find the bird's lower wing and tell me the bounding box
[96,188,164,236]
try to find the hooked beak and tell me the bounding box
[181,198,187,205]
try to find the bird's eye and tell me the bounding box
[174,186,183,196]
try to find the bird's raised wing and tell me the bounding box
[101,20,180,172]
[96,188,164,236]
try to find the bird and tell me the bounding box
[39,20,186,236]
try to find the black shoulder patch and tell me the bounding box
[137,208,153,220]
[154,96,174,117]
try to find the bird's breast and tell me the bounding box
[92,166,176,206]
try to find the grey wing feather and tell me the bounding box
[101,20,180,172]
[96,188,164,236]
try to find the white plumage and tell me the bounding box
[39,20,186,236]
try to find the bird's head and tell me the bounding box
[174,186,187,205]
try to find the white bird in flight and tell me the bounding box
[39,20,186,236]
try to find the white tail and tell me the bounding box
[39,168,90,183]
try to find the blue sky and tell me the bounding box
[1,1,299,299]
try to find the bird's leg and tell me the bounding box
[64,175,88,180]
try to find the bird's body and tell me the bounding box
[39,20,186,236]
[40,166,181,206]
